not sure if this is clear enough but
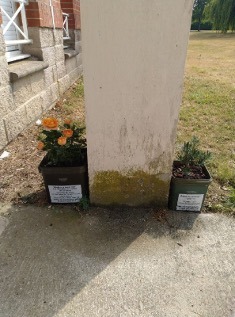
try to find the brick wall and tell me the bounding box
[53,0,64,28]
[26,0,63,28]
[73,0,81,29]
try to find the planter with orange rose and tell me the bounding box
[37,118,89,204]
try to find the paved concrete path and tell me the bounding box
[0,204,234,317]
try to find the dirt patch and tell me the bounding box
[0,80,85,206]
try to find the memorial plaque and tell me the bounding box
[176,194,204,212]
[48,185,82,203]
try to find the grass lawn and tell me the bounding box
[177,31,235,213]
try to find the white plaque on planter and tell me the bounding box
[48,185,82,203]
[176,194,204,212]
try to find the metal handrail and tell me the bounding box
[62,12,70,40]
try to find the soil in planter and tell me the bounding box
[39,150,87,169]
[173,164,208,180]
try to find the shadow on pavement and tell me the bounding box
[0,205,198,317]
[0,205,148,317]
[146,209,199,240]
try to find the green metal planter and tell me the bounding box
[168,162,212,212]
[39,155,89,204]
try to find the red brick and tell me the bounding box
[27,18,42,27]
[25,10,40,19]
[27,2,39,10]
[25,0,63,28]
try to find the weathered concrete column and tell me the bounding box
[81,0,193,206]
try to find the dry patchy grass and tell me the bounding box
[177,31,235,213]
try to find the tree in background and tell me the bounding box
[192,0,210,31]
[210,0,235,33]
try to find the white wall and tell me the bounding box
[81,0,194,206]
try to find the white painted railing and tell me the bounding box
[63,12,70,40]
[0,0,32,46]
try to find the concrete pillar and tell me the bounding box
[81,0,194,207]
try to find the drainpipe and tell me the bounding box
[49,0,55,29]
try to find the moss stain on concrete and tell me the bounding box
[91,170,170,207]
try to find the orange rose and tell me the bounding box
[64,119,72,125]
[62,129,73,138]
[37,141,44,150]
[58,136,67,146]
[42,117,58,130]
